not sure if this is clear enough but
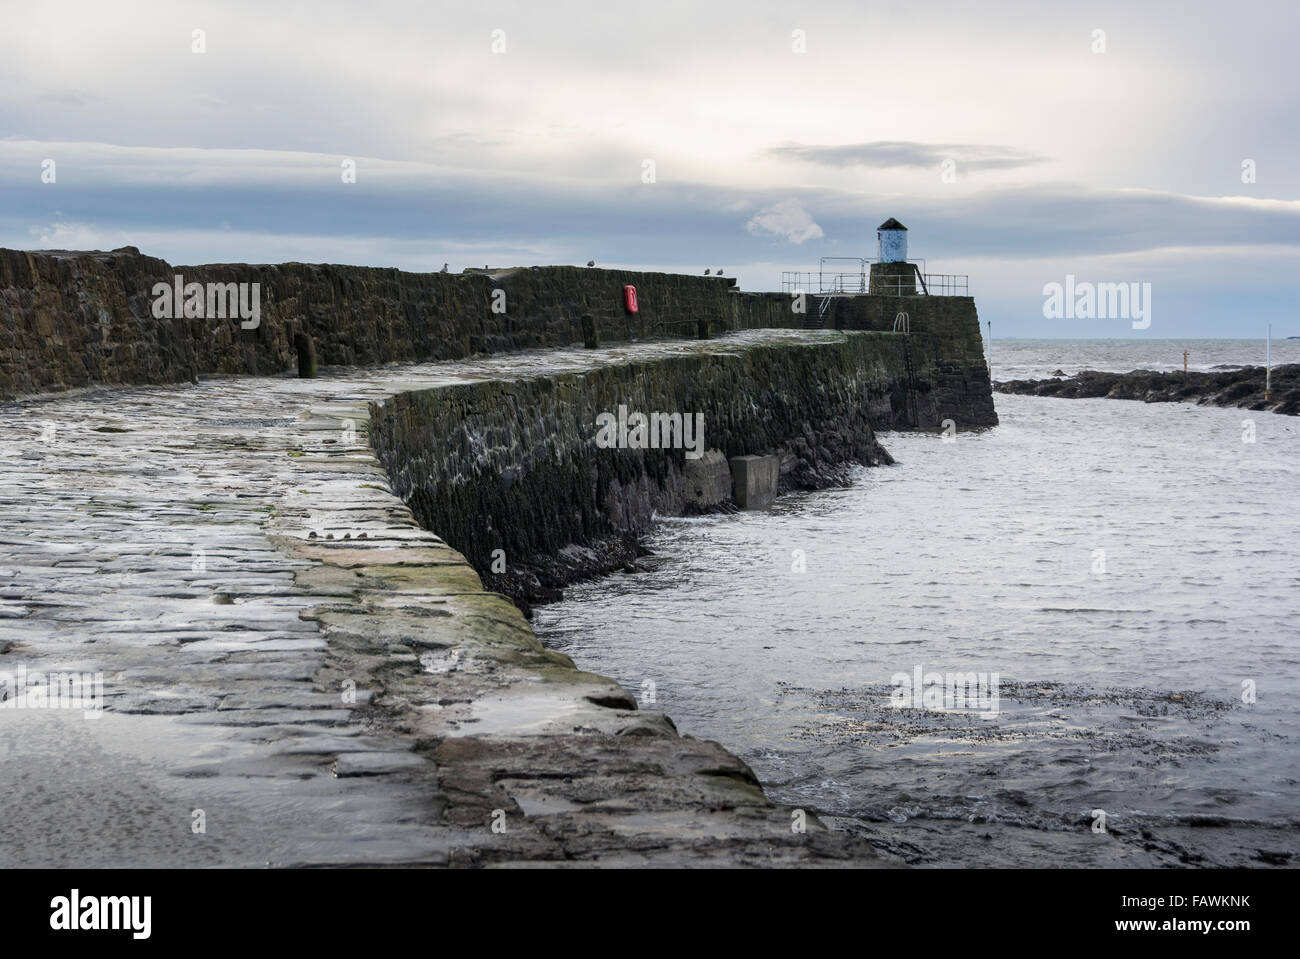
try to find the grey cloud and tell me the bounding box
[2,161,1294,271]
[768,141,1049,172]
[1,170,1296,337]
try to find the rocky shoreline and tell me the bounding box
[994,364,1300,415]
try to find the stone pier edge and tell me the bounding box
[265,332,894,866]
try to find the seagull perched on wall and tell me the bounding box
[439,263,448,273]
[703,268,711,275]
[715,268,723,275]
[586,260,595,267]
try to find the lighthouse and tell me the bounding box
[877,217,908,262]
[870,217,916,294]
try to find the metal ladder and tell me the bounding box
[895,311,919,427]
[903,336,919,427]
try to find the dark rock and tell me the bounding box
[995,365,1300,416]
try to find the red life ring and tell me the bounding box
[623,285,638,313]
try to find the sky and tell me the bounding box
[1,0,1296,337]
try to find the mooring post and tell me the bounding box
[581,313,599,349]
[697,318,711,340]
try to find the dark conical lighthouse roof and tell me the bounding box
[877,218,908,230]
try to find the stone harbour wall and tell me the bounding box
[1,247,996,437]
[0,246,998,867]
[730,290,998,431]
[369,333,905,605]
[0,247,743,399]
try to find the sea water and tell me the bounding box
[533,340,1300,866]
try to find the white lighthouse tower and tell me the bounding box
[869,217,915,294]
[877,218,908,263]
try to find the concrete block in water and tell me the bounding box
[683,449,731,508]
[294,332,318,378]
[729,454,779,509]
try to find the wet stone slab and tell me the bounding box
[0,332,885,867]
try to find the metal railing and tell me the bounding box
[917,273,967,296]
[781,269,968,297]
[782,272,871,295]
[869,272,969,296]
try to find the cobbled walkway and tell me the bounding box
[0,331,883,867]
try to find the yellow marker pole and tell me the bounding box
[1266,323,1272,401]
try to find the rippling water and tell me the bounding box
[534,342,1300,867]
